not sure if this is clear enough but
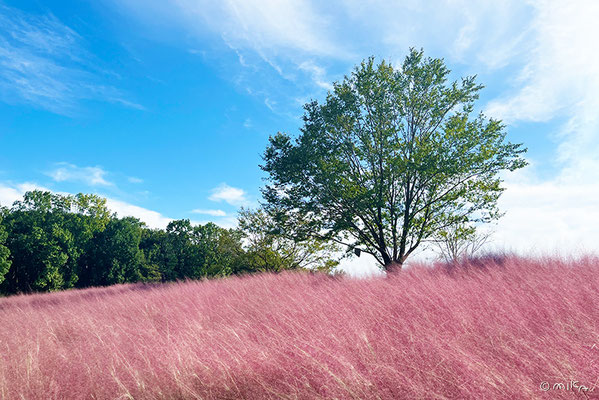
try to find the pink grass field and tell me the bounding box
[1,256,598,399]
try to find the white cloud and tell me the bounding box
[112,0,345,109]
[174,0,341,57]
[104,198,172,229]
[491,170,599,257]
[339,256,384,277]
[0,186,22,208]
[191,208,227,217]
[263,98,276,112]
[298,61,333,90]
[3,181,184,238]
[0,4,142,114]
[128,176,143,184]
[113,0,537,117]
[334,0,532,68]
[208,183,249,206]
[485,1,599,124]
[476,0,599,257]
[483,0,599,168]
[0,182,51,208]
[46,163,112,186]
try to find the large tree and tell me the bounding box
[262,49,527,272]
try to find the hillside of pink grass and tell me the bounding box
[1,256,598,399]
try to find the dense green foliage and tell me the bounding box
[0,213,10,286]
[262,49,527,271]
[1,191,110,293]
[0,191,327,296]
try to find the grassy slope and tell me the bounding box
[1,256,598,399]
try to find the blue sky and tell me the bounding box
[1,0,598,274]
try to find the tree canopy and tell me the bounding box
[262,49,527,271]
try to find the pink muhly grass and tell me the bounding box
[0,256,598,399]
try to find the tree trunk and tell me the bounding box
[385,261,403,275]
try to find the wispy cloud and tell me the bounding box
[114,0,537,118]
[298,60,332,90]
[191,208,227,217]
[165,0,342,58]
[485,0,599,171]
[128,176,144,184]
[114,0,344,114]
[0,4,142,114]
[208,183,249,206]
[263,98,276,112]
[46,162,112,186]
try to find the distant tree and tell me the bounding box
[68,193,112,287]
[197,223,244,277]
[68,193,112,240]
[262,49,527,272]
[238,208,338,273]
[148,219,243,280]
[164,219,203,279]
[0,208,11,286]
[432,223,493,264]
[139,228,174,281]
[1,191,81,293]
[82,217,148,286]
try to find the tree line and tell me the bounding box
[0,191,337,295]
